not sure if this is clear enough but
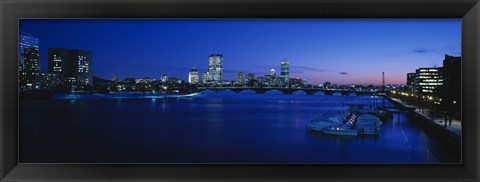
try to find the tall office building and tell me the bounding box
[280,61,289,87]
[161,74,168,83]
[237,72,245,84]
[112,74,118,82]
[23,48,40,88]
[19,32,39,64]
[208,54,223,82]
[246,73,255,81]
[442,54,461,116]
[406,73,416,93]
[188,67,199,84]
[415,67,443,95]
[202,72,211,83]
[48,48,93,90]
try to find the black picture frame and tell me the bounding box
[1,0,479,181]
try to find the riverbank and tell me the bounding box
[383,95,461,141]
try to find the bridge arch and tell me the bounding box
[332,91,342,96]
[201,89,216,94]
[313,91,325,95]
[265,89,284,95]
[217,89,235,94]
[292,90,307,95]
[238,89,256,94]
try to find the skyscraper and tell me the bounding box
[112,74,118,82]
[281,61,289,87]
[23,48,40,73]
[161,74,168,83]
[202,72,211,84]
[19,32,39,64]
[188,67,199,84]
[442,54,461,118]
[237,72,245,84]
[246,73,255,82]
[48,48,93,90]
[23,48,40,88]
[208,54,223,82]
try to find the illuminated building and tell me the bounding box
[161,74,168,83]
[188,67,199,84]
[33,72,64,90]
[23,48,40,89]
[415,67,443,95]
[202,72,211,83]
[237,72,245,84]
[442,54,461,117]
[48,48,93,90]
[208,54,223,82]
[112,74,118,82]
[280,61,289,87]
[246,73,255,81]
[19,32,39,64]
[406,73,416,93]
[270,69,276,77]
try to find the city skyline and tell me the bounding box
[19,19,461,85]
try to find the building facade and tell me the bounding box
[415,67,443,96]
[19,32,39,64]
[237,72,245,84]
[33,72,64,90]
[406,73,416,93]
[202,72,211,84]
[280,61,289,87]
[22,48,40,89]
[442,54,461,118]
[48,48,93,90]
[188,67,199,84]
[208,54,223,82]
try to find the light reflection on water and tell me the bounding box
[20,93,459,163]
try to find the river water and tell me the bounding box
[20,91,460,163]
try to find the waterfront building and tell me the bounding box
[48,48,93,90]
[168,77,178,84]
[161,74,168,83]
[208,54,223,82]
[406,73,416,93]
[23,48,40,89]
[237,72,245,84]
[415,67,443,96]
[202,71,211,83]
[112,74,118,82]
[289,78,304,88]
[188,67,199,84]
[442,54,461,118]
[19,32,39,64]
[281,61,289,87]
[33,72,64,90]
[246,73,255,81]
[270,68,276,77]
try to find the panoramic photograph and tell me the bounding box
[19,19,461,163]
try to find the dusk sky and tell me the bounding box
[20,19,461,85]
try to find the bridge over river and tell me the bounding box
[197,87,380,96]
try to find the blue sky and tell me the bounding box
[20,19,461,85]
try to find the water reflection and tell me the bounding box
[20,94,459,163]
